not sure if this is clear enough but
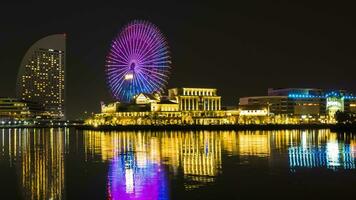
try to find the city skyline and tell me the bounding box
[0,2,356,119]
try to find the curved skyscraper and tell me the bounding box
[17,34,66,120]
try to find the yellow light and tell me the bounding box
[125,73,134,80]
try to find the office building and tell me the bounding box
[239,88,356,123]
[0,97,43,121]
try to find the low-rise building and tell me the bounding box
[239,88,356,123]
[168,88,221,111]
[86,88,238,126]
[0,97,43,121]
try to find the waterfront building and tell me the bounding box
[239,88,356,123]
[101,101,120,113]
[168,88,221,111]
[17,34,66,120]
[86,88,237,126]
[0,97,43,121]
[238,105,270,124]
[134,93,160,105]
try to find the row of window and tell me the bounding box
[183,90,216,96]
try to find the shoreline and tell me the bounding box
[76,124,356,132]
[1,124,355,132]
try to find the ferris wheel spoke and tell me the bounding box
[144,68,168,81]
[135,25,148,57]
[140,67,169,79]
[147,73,169,87]
[141,73,163,91]
[111,44,129,62]
[133,24,143,56]
[142,65,171,69]
[107,56,129,66]
[136,78,146,94]
[107,69,130,81]
[136,72,155,91]
[132,74,142,95]
[136,72,157,92]
[142,49,167,60]
[129,24,139,57]
[110,77,125,95]
[141,38,163,60]
[106,65,127,70]
[136,29,162,61]
[116,38,131,61]
[107,69,128,77]
[107,64,131,69]
[112,40,129,60]
[136,74,151,93]
[140,56,170,66]
[127,26,136,57]
[112,78,127,99]
[122,31,134,59]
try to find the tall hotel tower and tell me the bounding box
[17,34,66,120]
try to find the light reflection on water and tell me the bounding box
[0,129,355,200]
[0,128,66,200]
[288,132,356,170]
[107,153,169,200]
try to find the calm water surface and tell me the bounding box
[0,129,355,200]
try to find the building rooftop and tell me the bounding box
[158,100,178,104]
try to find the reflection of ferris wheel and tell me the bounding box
[105,20,171,102]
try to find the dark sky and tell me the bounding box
[0,1,355,119]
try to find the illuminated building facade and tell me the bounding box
[0,97,43,121]
[168,88,221,111]
[239,88,356,123]
[17,34,66,120]
[238,105,270,124]
[87,88,237,126]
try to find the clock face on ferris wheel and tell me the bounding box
[105,20,171,102]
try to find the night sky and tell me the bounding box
[0,1,355,119]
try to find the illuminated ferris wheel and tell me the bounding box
[105,20,171,102]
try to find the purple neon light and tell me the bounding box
[106,20,171,102]
[107,155,169,200]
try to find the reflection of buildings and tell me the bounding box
[0,128,66,200]
[17,34,66,120]
[83,131,224,190]
[268,130,356,170]
[84,130,356,173]
[288,145,355,169]
[288,136,356,170]
[81,129,356,196]
[83,131,223,178]
[107,154,169,200]
[237,132,270,157]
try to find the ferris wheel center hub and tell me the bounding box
[130,63,136,70]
